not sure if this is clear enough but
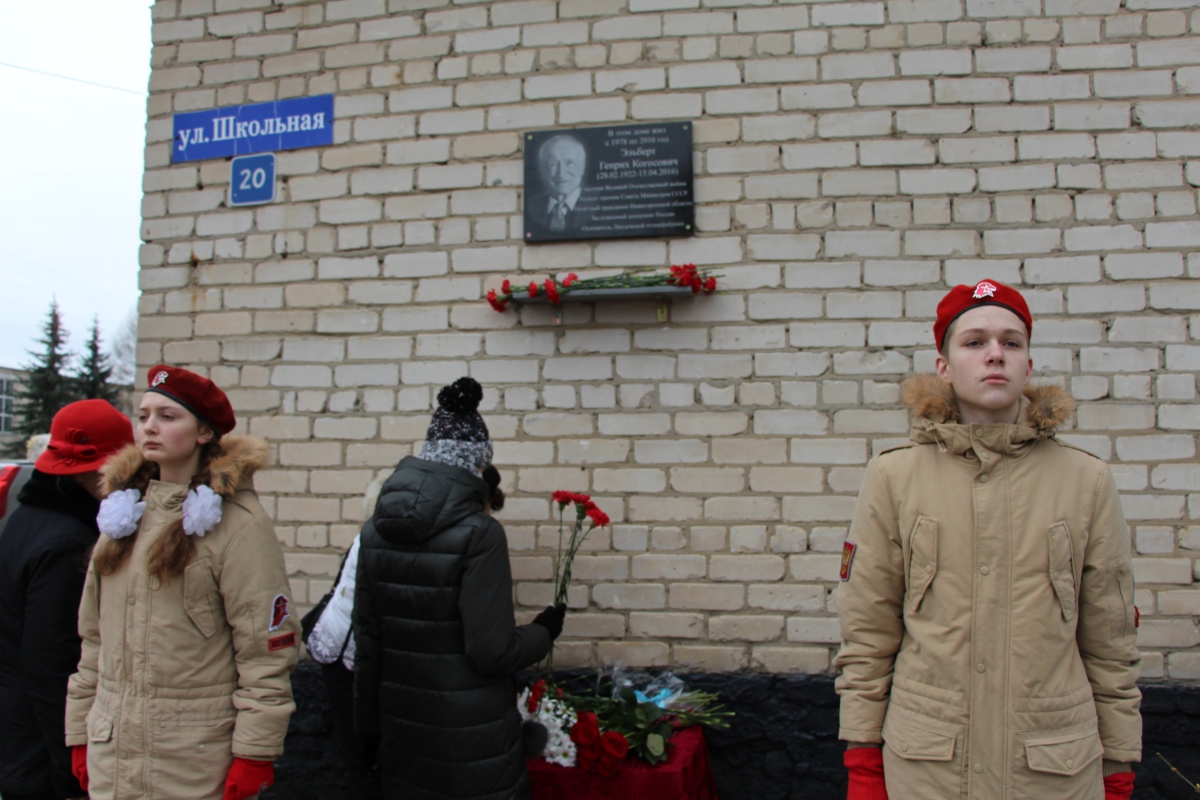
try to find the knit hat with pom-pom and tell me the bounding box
[420,377,493,475]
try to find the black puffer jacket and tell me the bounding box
[0,471,97,799]
[354,456,551,800]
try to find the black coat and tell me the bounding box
[354,457,551,800]
[0,471,98,799]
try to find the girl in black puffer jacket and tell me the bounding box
[353,378,564,800]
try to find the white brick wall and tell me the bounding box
[140,0,1200,678]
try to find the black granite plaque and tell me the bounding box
[523,121,695,243]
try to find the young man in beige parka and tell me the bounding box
[835,280,1140,800]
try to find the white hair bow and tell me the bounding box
[182,485,223,537]
[97,489,145,539]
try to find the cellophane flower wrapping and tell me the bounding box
[518,684,577,767]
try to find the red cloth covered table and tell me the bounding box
[527,726,718,800]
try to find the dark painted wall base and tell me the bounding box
[264,663,1200,800]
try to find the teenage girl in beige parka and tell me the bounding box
[836,282,1140,800]
[65,366,299,800]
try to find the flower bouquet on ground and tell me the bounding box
[521,668,732,774]
[486,265,717,312]
[523,491,732,774]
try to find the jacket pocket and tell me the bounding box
[883,709,956,762]
[1025,729,1102,776]
[906,516,939,613]
[1108,559,1136,644]
[184,559,219,638]
[1048,522,1077,622]
[87,709,114,743]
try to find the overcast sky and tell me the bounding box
[0,1,150,371]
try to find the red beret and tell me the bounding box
[934,279,1032,351]
[145,365,236,436]
[36,400,134,475]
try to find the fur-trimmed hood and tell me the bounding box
[100,435,269,498]
[900,374,1075,430]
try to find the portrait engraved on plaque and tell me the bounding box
[523,122,695,244]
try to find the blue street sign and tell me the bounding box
[172,94,334,163]
[230,153,276,207]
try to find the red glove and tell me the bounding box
[845,746,889,800]
[71,745,88,792]
[223,758,274,800]
[1104,771,1135,800]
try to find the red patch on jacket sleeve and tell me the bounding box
[269,594,290,632]
[840,541,857,582]
[268,632,296,652]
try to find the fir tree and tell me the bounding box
[6,301,78,457]
[76,317,120,404]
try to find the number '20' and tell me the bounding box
[239,167,267,190]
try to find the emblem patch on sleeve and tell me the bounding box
[840,541,857,582]
[269,594,290,632]
[268,632,296,651]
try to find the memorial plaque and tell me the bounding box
[523,122,694,243]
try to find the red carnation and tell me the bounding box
[568,492,591,505]
[486,289,507,312]
[563,273,579,287]
[704,276,717,293]
[586,507,611,528]
[501,279,511,294]
[544,279,561,304]
[527,679,546,713]
[552,490,573,506]
[528,282,539,298]
[668,263,705,293]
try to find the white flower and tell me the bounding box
[517,690,577,767]
[182,485,223,537]
[97,489,146,539]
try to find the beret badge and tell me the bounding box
[972,281,997,300]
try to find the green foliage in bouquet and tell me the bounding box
[598,688,676,766]
[557,678,733,768]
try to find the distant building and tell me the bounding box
[0,366,28,449]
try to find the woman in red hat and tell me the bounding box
[0,400,133,800]
[65,366,299,800]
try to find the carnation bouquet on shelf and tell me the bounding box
[486,264,717,312]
